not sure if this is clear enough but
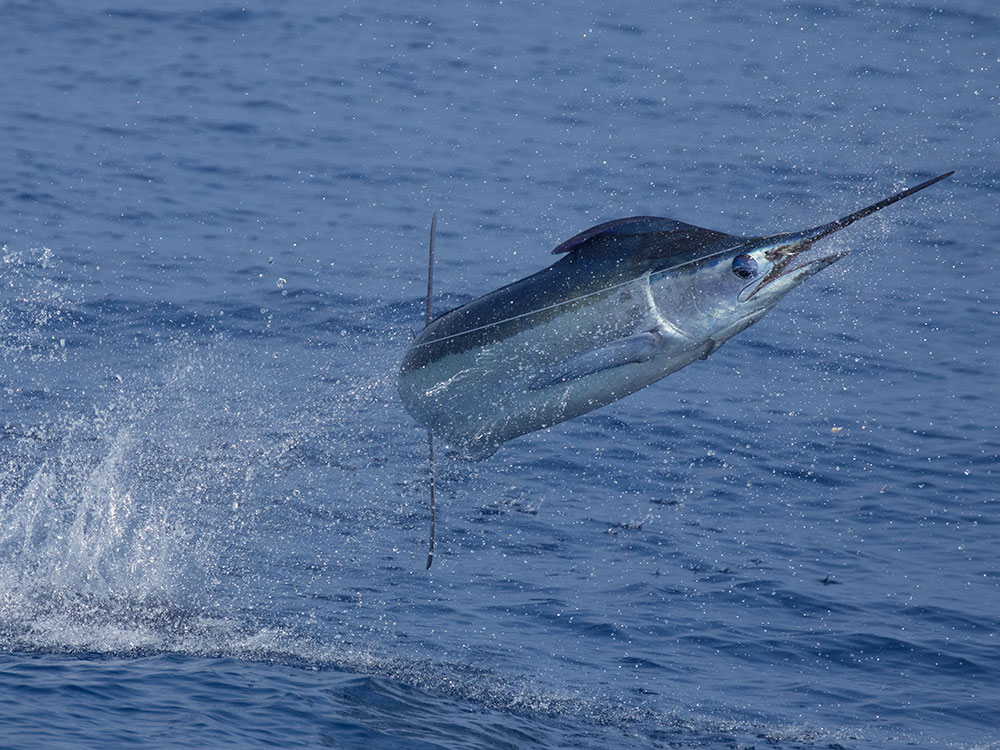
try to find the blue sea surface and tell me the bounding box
[1,1,997,748]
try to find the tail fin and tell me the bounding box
[425,212,438,570]
[425,212,437,328]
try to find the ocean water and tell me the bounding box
[1,1,997,748]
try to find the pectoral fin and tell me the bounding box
[531,331,665,390]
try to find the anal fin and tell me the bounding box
[531,331,666,390]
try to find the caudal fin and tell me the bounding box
[425,212,438,570]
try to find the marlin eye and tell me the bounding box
[732,254,758,279]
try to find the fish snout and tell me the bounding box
[738,232,848,303]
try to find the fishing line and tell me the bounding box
[412,244,743,349]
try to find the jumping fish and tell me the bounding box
[399,172,953,462]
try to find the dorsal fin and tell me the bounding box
[553,216,665,254]
[552,216,733,257]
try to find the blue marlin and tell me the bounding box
[399,172,952,461]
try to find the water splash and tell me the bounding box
[0,355,233,651]
[0,293,412,648]
[0,244,74,363]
